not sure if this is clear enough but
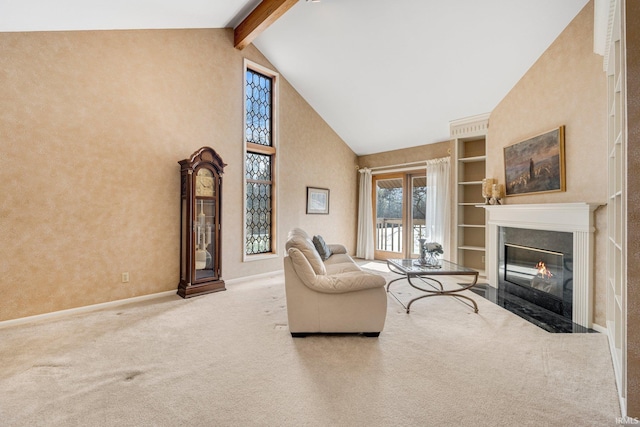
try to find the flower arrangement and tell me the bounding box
[415,240,443,268]
[415,239,443,268]
[424,242,443,255]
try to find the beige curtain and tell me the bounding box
[356,168,374,259]
[425,157,451,259]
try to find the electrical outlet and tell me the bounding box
[122,272,130,283]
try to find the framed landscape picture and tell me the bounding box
[504,126,566,196]
[306,187,329,214]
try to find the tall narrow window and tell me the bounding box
[244,63,277,256]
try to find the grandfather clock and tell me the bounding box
[178,147,226,298]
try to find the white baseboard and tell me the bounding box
[0,290,177,329]
[0,270,286,329]
[591,322,607,334]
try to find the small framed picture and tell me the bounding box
[306,187,330,214]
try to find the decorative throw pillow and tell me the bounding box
[313,235,333,261]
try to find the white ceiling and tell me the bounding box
[1,0,590,155]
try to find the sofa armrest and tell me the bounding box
[288,246,385,293]
[307,271,386,294]
[327,244,347,254]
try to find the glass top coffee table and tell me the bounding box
[386,258,479,314]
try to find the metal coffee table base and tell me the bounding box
[386,259,479,314]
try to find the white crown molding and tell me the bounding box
[449,112,490,139]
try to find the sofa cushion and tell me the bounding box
[326,263,362,275]
[325,253,361,275]
[286,233,326,275]
[312,235,332,260]
[326,263,361,275]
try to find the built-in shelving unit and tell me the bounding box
[605,0,627,414]
[451,114,490,276]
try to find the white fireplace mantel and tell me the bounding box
[482,203,600,328]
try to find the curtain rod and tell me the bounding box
[367,160,426,171]
[357,156,449,174]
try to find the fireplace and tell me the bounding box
[505,245,564,299]
[483,203,598,330]
[499,228,573,322]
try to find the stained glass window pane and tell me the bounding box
[245,153,271,181]
[245,69,272,146]
[246,183,272,254]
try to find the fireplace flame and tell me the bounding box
[535,261,553,279]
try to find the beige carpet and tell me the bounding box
[0,265,621,426]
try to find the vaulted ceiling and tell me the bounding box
[1,0,590,155]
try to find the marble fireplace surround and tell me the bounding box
[483,203,599,328]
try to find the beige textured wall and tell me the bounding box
[357,141,452,169]
[0,29,357,321]
[487,1,609,326]
[625,0,639,417]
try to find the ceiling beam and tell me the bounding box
[234,0,298,50]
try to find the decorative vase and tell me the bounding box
[418,238,427,264]
[426,252,439,267]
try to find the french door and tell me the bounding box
[373,172,426,260]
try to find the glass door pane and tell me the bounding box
[410,175,427,256]
[194,198,216,281]
[374,174,405,258]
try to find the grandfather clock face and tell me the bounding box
[195,168,215,197]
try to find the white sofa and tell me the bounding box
[283,228,387,337]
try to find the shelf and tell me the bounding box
[614,293,622,309]
[458,245,485,251]
[454,134,486,271]
[615,132,623,145]
[609,145,616,158]
[458,155,486,163]
[608,236,622,250]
